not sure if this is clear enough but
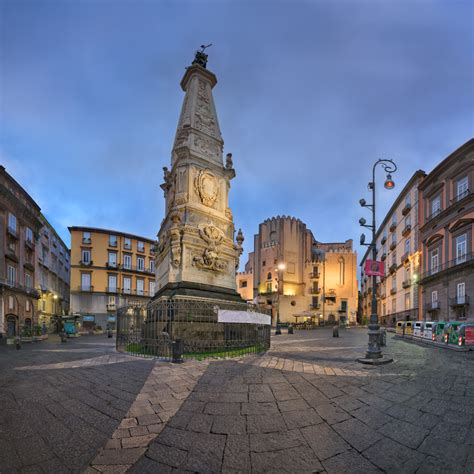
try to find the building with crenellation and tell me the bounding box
[69,227,156,329]
[237,216,358,325]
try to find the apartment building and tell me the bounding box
[69,227,156,329]
[237,216,358,325]
[360,171,425,325]
[36,214,70,332]
[0,166,42,339]
[419,139,474,321]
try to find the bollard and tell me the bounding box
[288,325,294,335]
[60,331,67,343]
[15,336,21,350]
[172,339,184,363]
[333,326,339,338]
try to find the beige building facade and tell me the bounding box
[360,171,426,325]
[237,216,358,325]
[36,214,70,332]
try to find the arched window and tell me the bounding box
[267,272,272,281]
[339,257,345,285]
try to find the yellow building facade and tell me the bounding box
[69,227,155,329]
[237,216,358,325]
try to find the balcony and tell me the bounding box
[309,271,320,279]
[451,189,471,204]
[24,261,35,272]
[124,243,132,250]
[389,222,397,232]
[402,224,412,237]
[380,292,386,300]
[106,303,116,311]
[381,236,387,245]
[121,265,153,274]
[79,285,94,292]
[82,237,92,245]
[106,262,118,269]
[390,288,397,295]
[309,287,321,295]
[7,226,18,239]
[80,260,93,267]
[402,279,411,289]
[426,301,440,312]
[106,287,120,294]
[402,203,412,216]
[137,246,145,254]
[450,295,470,307]
[0,279,40,298]
[427,208,441,223]
[401,252,410,264]
[420,252,474,282]
[25,239,35,250]
[380,253,387,261]
[389,263,397,274]
[389,241,397,251]
[310,303,320,309]
[108,240,118,248]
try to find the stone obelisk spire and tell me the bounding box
[154,47,244,301]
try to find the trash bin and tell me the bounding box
[333,326,339,338]
[172,339,184,363]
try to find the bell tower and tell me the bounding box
[154,48,244,301]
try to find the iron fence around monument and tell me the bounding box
[116,298,271,360]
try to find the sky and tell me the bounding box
[1,0,473,270]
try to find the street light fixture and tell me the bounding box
[275,262,286,335]
[358,158,397,364]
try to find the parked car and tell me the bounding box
[413,321,424,338]
[443,322,464,344]
[396,321,404,335]
[458,323,474,348]
[432,321,447,342]
[421,321,435,341]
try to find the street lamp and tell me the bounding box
[358,158,397,364]
[275,262,286,335]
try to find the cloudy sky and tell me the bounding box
[1,0,473,269]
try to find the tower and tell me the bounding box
[154,49,244,301]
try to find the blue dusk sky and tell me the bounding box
[1,0,473,269]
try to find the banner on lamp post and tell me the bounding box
[365,260,385,277]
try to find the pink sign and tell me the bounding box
[365,260,385,277]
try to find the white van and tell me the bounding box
[421,321,434,341]
[413,321,424,338]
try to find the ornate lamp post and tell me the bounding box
[275,262,286,335]
[358,159,397,364]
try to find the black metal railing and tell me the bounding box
[121,265,154,274]
[77,285,94,292]
[402,225,412,237]
[0,279,39,297]
[425,301,440,311]
[420,253,474,281]
[450,295,470,307]
[116,299,271,361]
[402,203,411,216]
[450,189,471,204]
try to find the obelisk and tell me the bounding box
[153,48,244,302]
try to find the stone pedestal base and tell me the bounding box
[356,356,394,365]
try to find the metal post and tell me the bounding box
[275,267,282,335]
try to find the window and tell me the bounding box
[405,194,411,206]
[7,265,16,285]
[137,256,145,271]
[312,296,319,308]
[392,216,397,227]
[240,280,248,288]
[8,295,14,309]
[81,249,91,264]
[431,195,441,217]
[81,273,91,291]
[391,234,397,246]
[340,300,348,312]
[108,252,117,267]
[262,260,266,267]
[8,213,17,232]
[136,279,144,295]
[430,248,439,273]
[25,273,32,289]
[457,282,465,304]
[266,282,272,293]
[149,281,155,296]
[405,239,410,254]
[124,238,132,249]
[123,277,131,294]
[137,241,145,253]
[123,254,132,270]
[431,290,438,303]
[456,234,467,264]
[82,231,91,242]
[267,272,272,281]
[338,257,345,285]
[149,260,155,273]
[392,275,397,291]
[109,235,117,246]
[457,176,469,201]
[108,275,117,292]
[404,216,411,228]
[26,227,34,243]
[26,300,31,312]
[391,299,396,313]
[108,295,116,305]
[405,292,411,310]
[391,251,397,265]
[382,303,386,316]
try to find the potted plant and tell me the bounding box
[20,326,33,343]
[33,325,43,342]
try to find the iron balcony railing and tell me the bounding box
[426,208,441,223]
[309,271,320,279]
[389,263,397,274]
[78,285,94,292]
[108,240,118,247]
[401,252,410,264]
[121,265,154,274]
[0,279,39,297]
[381,236,387,245]
[389,222,397,232]
[450,295,470,307]
[402,203,412,216]
[402,224,412,237]
[79,260,93,266]
[82,237,92,244]
[106,287,120,293]
[426,301,440,311]
[309,288,321,295]
[420,253,474,280]
[7,226,18,239]
[25,239,35,250]
[402,279,411,289]
[451,189,471,204]
[380,252,387,261]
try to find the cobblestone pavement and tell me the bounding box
[1,329,474,473]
